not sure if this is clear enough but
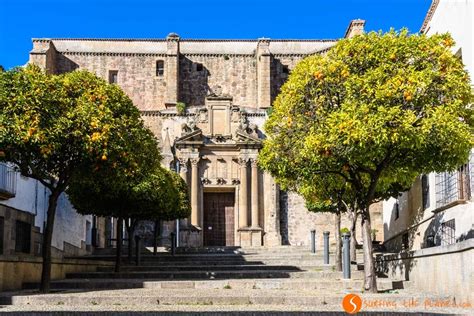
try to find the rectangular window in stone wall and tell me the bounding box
[15,220,31,254]
[156,60,164,76]
[0,216,4,255]
[422,174,430,210]
[441,219,456,246]
[108,70,118,84]
[435,164,471,209]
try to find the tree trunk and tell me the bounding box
[115,218,123,273]
[350,212,358,263]
[334,212,342,272]
[153,220,160,256]
[40,190,60,293]
[361,209,377,293]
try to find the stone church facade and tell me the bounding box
[29,20,383,248]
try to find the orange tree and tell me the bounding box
[0,65,159,292]
[259,30,473,292]
[68,163,190,272]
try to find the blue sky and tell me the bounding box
[0,0,432,69]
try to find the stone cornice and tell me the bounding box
[44,38,166,42]
[182,53,254,57]
[272,53,310,58]
[59,51,167,57]
[140,109,267,117]
[37,38,337,43]
[420,0,440,33]
[181,39,337,43]
[57,51,327,58]
[245,112,266,117]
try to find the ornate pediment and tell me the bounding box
[175,127,204,148]
[234,115,261,146]
[235,129,262,146]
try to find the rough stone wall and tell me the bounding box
[281,191,384,247]
[0,205,35,256]
[51,52,307,111]
[0,257,113,292]
[270,55,302,102]
[54,53,168,111]
[141,114,164,143]
[179,55,258,108]
[376,239,473,302]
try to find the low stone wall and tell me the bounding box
[376,239,473,302]
[0,255,113,292]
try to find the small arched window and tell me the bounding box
[156,60,164,77]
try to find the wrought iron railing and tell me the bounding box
[0,163,16,198]
[440,219,456,246]
[435,163,471,208]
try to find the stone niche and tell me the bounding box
[193,88,241,139]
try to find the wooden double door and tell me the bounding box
[203,192,235,246]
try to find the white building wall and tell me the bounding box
[383,0,474,249]
[1,171,91,252]
[424,0,473,84]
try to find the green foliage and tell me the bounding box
[260,30,473,210]
[0,65,155,191]
[259,30,473,292]
[68,165,190,222]
[266,107,274,117]
[170,171,192,220]
[176,102,186,115]
[340,227,350,234]
[67,154,191,220]
[371,229,378,240]
[0,65,4,72]
[0,64,159,291]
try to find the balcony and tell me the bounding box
[0,163,16,199]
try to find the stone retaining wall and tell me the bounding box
[376,238,473,302]
[0,256,113,292]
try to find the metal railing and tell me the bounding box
[0,163,16,198]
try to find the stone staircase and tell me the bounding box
[0,246,465,314]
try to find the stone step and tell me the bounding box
[71,255,344,264]
[73,259,346,268]
[96,264,307,272]
[65,270,365,280]
[1,289,449,309]
[75,253,335,260]
[96,264,360,272]
[23,278,407,292]
[119,260,335,266]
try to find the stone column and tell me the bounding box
[250,159,260,228]
[190,158,200,227]
[239,158,249,228]
[178,158,190,227]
